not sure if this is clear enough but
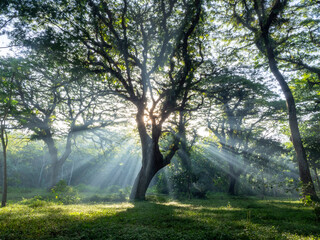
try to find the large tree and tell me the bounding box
[9,0,204,199]
[217,0,318,200]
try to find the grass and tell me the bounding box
[0,191,319,239]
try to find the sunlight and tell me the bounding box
[201,140,300,196]
[81,139,141,190]
[0,0,318,237]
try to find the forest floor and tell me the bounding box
[0,190,319,240]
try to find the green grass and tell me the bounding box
[0,193,319,239]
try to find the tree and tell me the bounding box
[220,0,318,200]
[0,58,17,207]
[9,0,205,199]
[4,55,116,187]
[169,110,198,198]
[274,0,320,84]
[204,73,285,195]
[292,75,320,191]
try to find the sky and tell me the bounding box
[0,34,15,56]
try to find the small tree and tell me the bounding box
[0,58,17,207]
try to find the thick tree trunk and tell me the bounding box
[45,137,60,187]
[263,36,318,201]
[44,131,72,187]
[130,139,166,200]
[130,161,159,200]
[51,160,63,186]
[130,107,176,200]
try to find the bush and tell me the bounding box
[20,195,51,208]
[155,172,169,194]
[84,193,127,203]
[301,194,320,222]
[51,180,80,204]
[103,185,122,194]
[145,194,169,202]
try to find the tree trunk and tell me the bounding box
[313,167,320,192]
[44,136,60,187]
[44,131,72,187]
[68,160,75,185]
[130,139,166,200]
[1,128,8,207]
[51,160,63,186]
[263,35,318,201]
[177,111,192,198]
[228,163,237,195]
[38,153,46,187]
[261,171,265,199]
[228,176,236,195]
[130,106,177,200]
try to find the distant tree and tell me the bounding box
[2,55,116,187]
[169,110,198,198]
[204,74,286,195]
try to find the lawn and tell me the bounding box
[0,193,319,240]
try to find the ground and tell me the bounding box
[0,191,319,240]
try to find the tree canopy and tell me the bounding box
[0,0,319,201]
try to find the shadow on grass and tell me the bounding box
[0,198,319,240]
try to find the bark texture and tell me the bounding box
[130,109,178,200]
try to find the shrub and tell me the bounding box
[20,195,50,208]
[301,194,320,222]
[51,180,80,204]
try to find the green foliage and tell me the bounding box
[75,184,129,203]
[51,180,80,204]
[84,192,127,203]
[315,205,320,222]
[301,195,320,222]
[155,172,170,195]
[20,195,50,208]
